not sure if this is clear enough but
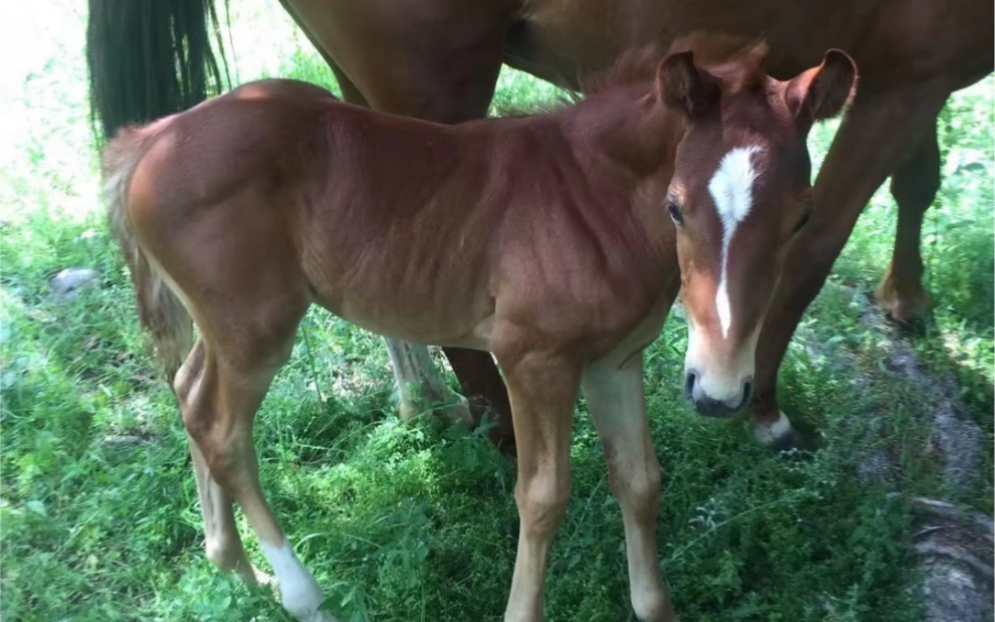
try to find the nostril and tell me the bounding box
[684,370,698,401]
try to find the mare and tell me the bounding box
[103,36,855,621]
[86,0,993,450]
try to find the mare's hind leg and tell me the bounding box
[281,0,471,432]
[876,120,942,321]
[178,332,335,622]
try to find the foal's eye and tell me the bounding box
[667,199,684,226]
[791,211,811,237]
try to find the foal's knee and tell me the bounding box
[608,455,661,519]
[516,469,571,537]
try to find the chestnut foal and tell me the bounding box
[106,37,855,622]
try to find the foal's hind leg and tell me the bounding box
[189,432,268,585]
[178,334,335,622]
[176,342,268,585]
[876,120,942,322]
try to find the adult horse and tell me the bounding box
[86,0,993,450]
[104,35,855,621]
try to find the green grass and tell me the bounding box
[1,2,992,621]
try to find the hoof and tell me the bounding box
[467,402,517,455]
[875,273,931,324]
[752,411,816,452]
[399,395,472,427]
[765,426,817,453]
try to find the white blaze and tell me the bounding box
[707,146,761,338]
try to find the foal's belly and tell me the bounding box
[311,283,496,351]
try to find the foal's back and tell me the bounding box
[123,79,533,347]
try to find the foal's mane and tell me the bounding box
[580,32,769,96]
[490,33,768,118]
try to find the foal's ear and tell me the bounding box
[657,51,721,118]
[785,50,857,130]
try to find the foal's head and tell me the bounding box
[657,39,856,417]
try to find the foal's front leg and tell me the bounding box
[582,352,677,622]
[496,349,581,622]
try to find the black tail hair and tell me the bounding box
[86,0,230,140]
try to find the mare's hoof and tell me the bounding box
[875,272,931,325]
[765,426,817,454]
[752,411,817,453]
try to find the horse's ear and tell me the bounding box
[785,50,857,130]
[657,51,721,118]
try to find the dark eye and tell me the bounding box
[667,199,684,226]
[791,211,811,237]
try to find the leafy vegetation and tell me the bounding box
[1,2,991,621]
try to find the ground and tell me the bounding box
[0,2,992,622]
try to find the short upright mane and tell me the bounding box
[581,32,769,96]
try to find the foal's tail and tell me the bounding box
[103,128,193,383]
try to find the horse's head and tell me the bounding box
[657,42,856,417]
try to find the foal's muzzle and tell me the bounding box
[684,369,753,418]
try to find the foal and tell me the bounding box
[106,36,855,622]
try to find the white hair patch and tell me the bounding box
[707,145,762,338]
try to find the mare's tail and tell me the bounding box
[103,128,193,381]
[86,0,229,141]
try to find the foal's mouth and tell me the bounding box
[684,370,753,418]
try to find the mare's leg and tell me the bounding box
[495,347,580,622]
[281,0,516,448]
[749,82,952,447]
[876,121,942,321]
[582,352,675,622]
[325,54,477,427]
[444,348,516,450]
[178,326,334,621]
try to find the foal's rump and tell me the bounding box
[105,78,499,361]
[106,81,335,358]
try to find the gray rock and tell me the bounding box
[49,267,99,301]
[908,498,994,622]
[787,284,990,622]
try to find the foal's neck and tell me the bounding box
[560,85,684,181]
